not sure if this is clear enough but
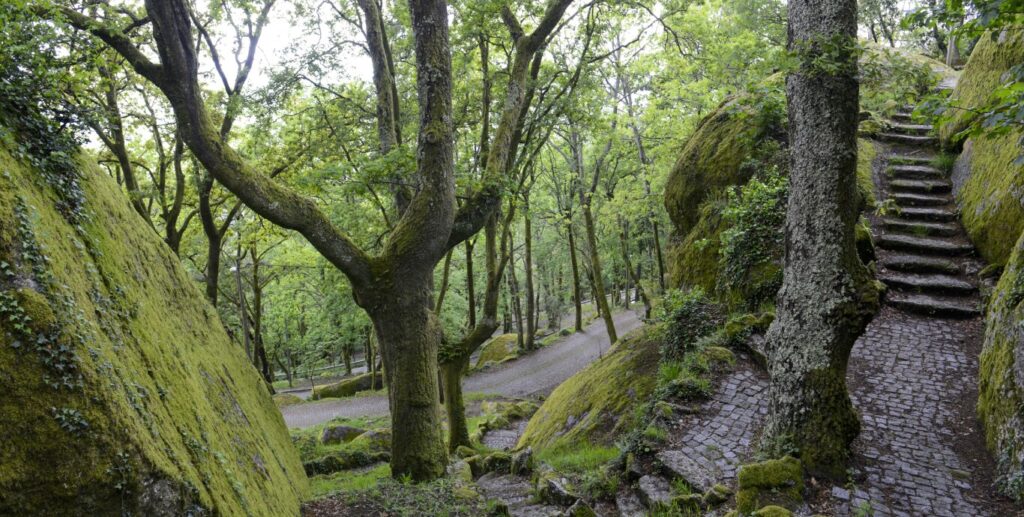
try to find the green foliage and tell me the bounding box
[718,167,788,306]
[656,288,722,361]
[859,45,940,115]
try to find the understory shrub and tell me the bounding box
[718,166,788,308]
[656,288,722,361]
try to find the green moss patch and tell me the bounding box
[311,371,383,400]
[0,138,306,515]
[735,456,804,514]
[517,327,661,452]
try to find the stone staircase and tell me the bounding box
[874,110,982,319]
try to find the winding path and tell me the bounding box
[280,310,643,429]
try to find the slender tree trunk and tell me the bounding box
[567,224,583,332]
[233,245,252,360]
[582,201,617,343]
[199,176,222,307]
[652,219,666,291]
[466,239,476,328]
[509,255,525,349]
[523,203,536,349]
[762,0,880,479]
[435,249,453,314]
[619,218,652,319]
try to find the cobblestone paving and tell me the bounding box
[664,364,770,483]
[842,307,991,516]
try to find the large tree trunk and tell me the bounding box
[567,224,583,332]
[762,0,879,479]
[582,201,617,343]
[366,278,447,481]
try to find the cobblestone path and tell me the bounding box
[838,114,1009,516]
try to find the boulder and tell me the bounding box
[474,334,519,369]
[303,450,389,476]
[310,371,383,400]
[535,470,579,507]
[350,428,391,453]
[566,499,596,517]
[0,126,306,515]
[510,447,534,476]
[319,425,366,445]
[448,460,473,483]
[735,456,804,514]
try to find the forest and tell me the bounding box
[0,0,1022,515]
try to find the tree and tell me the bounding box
[55,0,574,481]
[760,0,879,478]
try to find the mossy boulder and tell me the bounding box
[978,230,1024,500]
[474,333,519,369]
[350,428,392,453]
[939,30,1024,267]
[310,371,383,400]
[664,81,878,304]
[735,456,804,514]
[664,75,786,238]
[0,136,306,514]
[517,328,660,451]
[302,450,389,476]
[273,393,304,407]
[319,425,366,445]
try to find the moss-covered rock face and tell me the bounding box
[516,328,660,451]
[978,231,1024,500]
[0,139,307,514]
[940,30,1024,267]
[663,76,786,241]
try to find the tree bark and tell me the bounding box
[523,199,536,349]
[762,0,880,479]
[581,199,616,343]
[466,239,476,327]
[568,224,583,332]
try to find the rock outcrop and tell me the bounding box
[0,131,307,514]
[937,29,1024,501]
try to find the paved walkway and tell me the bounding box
[617,115,1016,516]
[280,310,642,428]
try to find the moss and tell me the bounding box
[311,371,383,400]
[663,82,785,238]
[938,30,1024,267]
[735,457,803,514]
[517,327,660,451]
[856,139,878,210]
[12,287,56,331]
[753,505,794,517]
[0,138,306,515]
[977,230,1024,501]
[701,346,736,366]
[474,334,519,369]
[273,393,304,407]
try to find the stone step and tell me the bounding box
[882,219,960,237]
[891,192,953,207]
[636,474,673,509]
[887,293,981,318]
[878,133,938,146]
[882,254,961,275]
[889,154,934,165]
[889,179,951,194]
[888,122,933,135]
[876,234,973,256]
[892,112,914,122]
[880,272,977,296]
[888,164,944,180]
[657,450,717,494]
[891,206,957,222]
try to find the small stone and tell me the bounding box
[448,460,472,483]
[455,445,477,458]
[537,470,579,506]
[510,447,534,476]
[703,483,733,505]
[831,486,851,501]
[453,485,481,501]
[566,499,596,517]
